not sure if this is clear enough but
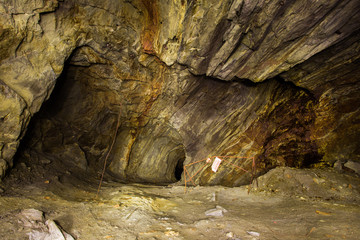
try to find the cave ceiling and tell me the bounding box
[0,0,359,185]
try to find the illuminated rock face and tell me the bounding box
[0,0,359,184]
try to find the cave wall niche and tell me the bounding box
[18,43,322,186]
[19,45,189,185]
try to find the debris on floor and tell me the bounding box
[1,166,359,239]
[344,161,360,175]
[205,205,228,217]
[246,231,260,237]
[19,208,75,240]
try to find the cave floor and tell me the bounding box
[1,162,360,240]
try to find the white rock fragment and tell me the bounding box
[312,177,325,184]
[216,205,228,213]
[28,219,75,240]
[205,205,227,217]
[19,209,45,228]
[48,219,75,240]
[44,220,66,240]
[205,208,223,217]
[164,230,179,237]
[20,208,44,222]
[247,231,260,237]
[28,231,50,240]
[19,209,75,240]
[208,192,216,202]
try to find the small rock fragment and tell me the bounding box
[210,192,216,202]
[216,205,228,213]
[205,205,227,217]
[247,231,260,237]
[205,208,223,217]
[19,208,45,227]
[19,209,74,240]
[344,161,360,175]
[312,177,325,184]
[226,232,234,238]
[333,160,343,171]
[46,219,68,240]
[315,210,331,216]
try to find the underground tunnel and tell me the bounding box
[1,0,360,239]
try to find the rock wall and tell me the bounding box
[282,30,360,166]
[0,0,359,184]
[0,0,81,177]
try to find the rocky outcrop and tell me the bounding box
[281,30,360,165]
[162,0,360,81]
[0,0,81,177]
[1,0,359,184]
[23,55,317,185]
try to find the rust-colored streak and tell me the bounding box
[136,65,165,127]
[140,0,159,54]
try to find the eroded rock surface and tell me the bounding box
[1,0,360,185]
[1,166,360,240]
[0,0,81,177]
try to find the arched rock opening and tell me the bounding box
[15,46,188,185]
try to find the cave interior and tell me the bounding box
[0,0,360,239]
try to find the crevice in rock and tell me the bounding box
[186,69,317,101]
[174,157,184,181]
[272,75,317,100]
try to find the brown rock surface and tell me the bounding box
[281,31,360,165]
[0,0,359,185]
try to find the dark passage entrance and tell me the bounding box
[174,158,185,181]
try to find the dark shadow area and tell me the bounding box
[302,152,326,168]
[174,157,185,181]
[12,54,73,169]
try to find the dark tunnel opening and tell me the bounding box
[12,54,72,167]
[9,54,86,183]
[174,157,185,181]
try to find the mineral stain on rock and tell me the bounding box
[140,0,159,54]
[0,0,359,185]
[0,0,360,238]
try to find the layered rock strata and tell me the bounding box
[1,0,359,184]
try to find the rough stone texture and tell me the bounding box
[0,0,81,177]
[281,30,360,165]
[0,0,359,185]
[157,72,317,185]
[22,60,317,185]
[254,167,360,201]
[175,0,360,81]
